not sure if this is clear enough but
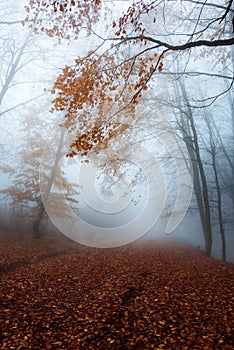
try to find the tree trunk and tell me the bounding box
[178,79,213,256]
[33,127,66,237]
[211,146,226,261]
[33,202,45,237]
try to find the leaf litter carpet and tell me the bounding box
[0,237,233,349]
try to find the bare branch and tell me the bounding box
[118,35,234,50]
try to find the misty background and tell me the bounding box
[0,0,233,261]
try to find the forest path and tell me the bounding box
[0,236,233,349]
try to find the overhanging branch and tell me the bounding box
[125,36,234,50]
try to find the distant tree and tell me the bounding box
[203,102,233,261]
[0,0,82,236]
[168,76,213,256]
[0,5,44,116]
[0,101,79,237]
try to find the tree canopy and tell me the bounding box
[24,0,234,157]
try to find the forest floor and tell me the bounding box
[0,231,233,350]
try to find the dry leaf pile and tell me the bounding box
[0,238,233,349]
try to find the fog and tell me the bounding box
[1,3,234,349]
[0,0,233,263]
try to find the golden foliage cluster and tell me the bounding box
[50,51,162,157]
[25,1,165,158]
[113,1,155,40]
[25,0,102,40]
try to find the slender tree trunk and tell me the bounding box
[184,137,207,235]
[189,115,212,256]
[178,80,213,256]
[33,127,65,237]
[203,110,227,261]
[33,202,45,237]
[210,145,226,261]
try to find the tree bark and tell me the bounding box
[211,145,226,261]
[33,127,65,237]
[177,79,213,256]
